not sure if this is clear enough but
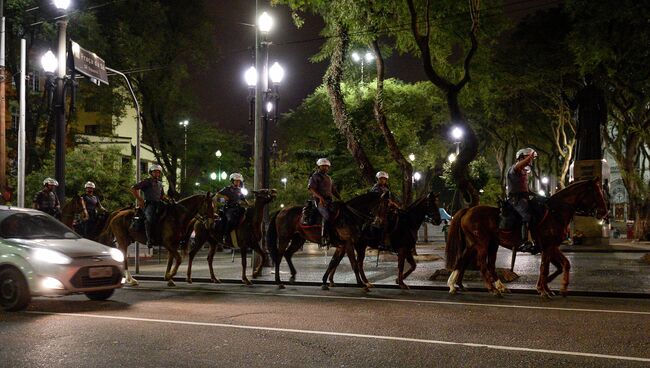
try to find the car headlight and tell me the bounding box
[109,248,124,263]
[32,248,72,265]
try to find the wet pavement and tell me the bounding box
[129,225,650,295]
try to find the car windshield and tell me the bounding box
[0,212,80,240]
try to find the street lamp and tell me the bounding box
[215,150,222,181]
[351,50,374,82]
[408,153,416,162]
[179,119,189,190]
[210,172,217,192]
[541,176,550,195]
[40,51,58,73]
[258,11,273,33]
[44,0,71,203]
[281,177,287,189]
[448,153,457,163]
[451,126,464,155]
[220,171,228,181]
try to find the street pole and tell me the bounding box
[54,19,68,203]
[0,0,6,197]
[17,39,25,207]
[183,125,187,189]
[254,0,263,192]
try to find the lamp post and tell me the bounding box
[281,177,287,189]
[52,0,70,203]
[215,150,222,183]
[541,176,549,196]
[179,119,189,191]
[210,172,217,193]
[351,51,374,82]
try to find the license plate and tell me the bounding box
[88,267,113,279]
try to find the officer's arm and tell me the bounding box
[309,188,325,202]
[333,185,342,201]
[514,154,535,172]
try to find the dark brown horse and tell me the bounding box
[99,193,215,286]
[445,178,608,297]
[182,189,277,285]
[327,192,442,289]
[60,194,83,229]
[267,192,385,290]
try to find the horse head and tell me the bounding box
[575,178,609,219]
[252,189,277,205]
[425,192,442,225]
[196,192,215,219]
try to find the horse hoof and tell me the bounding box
[362,286,370,293]
[457,284,466,291]
[211,278,221,284]
[321,284,329,291]
[128,280,139,287]
[186,279,192,284]
[289,277,296,284]
[399,284,410,290]
[449,287,457,295]
[560,289,568,298]
[278,284,286,290]
[365,282,374,288]
[539,291,552,299]
[252,273,260,279]
[329,282,336,288]
[243,280,253,286]
[167,280,176,287]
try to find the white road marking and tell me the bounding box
[26,311,650,363]
[128,284,650,316]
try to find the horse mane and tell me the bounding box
[548,179,593,204]
[345,191,381,213]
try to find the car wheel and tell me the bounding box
[0,267,31,312]
[84,289,115,301]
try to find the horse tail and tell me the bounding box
[267,211,279,265]
[445,208,469,269]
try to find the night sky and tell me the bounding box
[194,0,557,138]
[193,0,426,137]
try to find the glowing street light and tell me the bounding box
[351,50,375,82]
[241,187,249,196]
[220,171,228,181]
[269,62,285,84]
[40,50,58,73]
[538,189,546,196]
[245,66,257,87]
[258,11,273,33]
[281,177,287,189]
[541,176,549,185]
[408,153,415,162]
[215,150,222,158]
[448,153,457,163]
[53,0,71,10]
[413,172,422,181]
[266,101,274,113]
[451,126,464,141]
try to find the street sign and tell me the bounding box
[70,40,108,85]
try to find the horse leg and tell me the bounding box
[357,245,372,288]
[536,252,552,298]
[252,244,266,279]
[324,247,345,288]
[477,247,500,296]
[273,242,285,289]
[489,242,509,294]
[286,237,305,284]
[396,248,409,290]
[206,243,220,284]
[550,248,571,297]
[121,243,138,287]
[164,251,174,283]
[345,242,367,292]
[240,246,252,286]
[402,248,417,282]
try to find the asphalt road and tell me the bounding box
[1,282,649,368]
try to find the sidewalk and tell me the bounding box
[131,239,650,295]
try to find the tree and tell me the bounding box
[26,146,133,210]
[566,0,650,239]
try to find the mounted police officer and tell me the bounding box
[368,171,400,249]
[217,173,248,247]
[308,158,341,245]
[33,177,61,218]
[369,171,401,208]
[507,148,539,254]
[81,181,106,236]
[130,164,166,248]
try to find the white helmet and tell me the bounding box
[516,147,537,160]
[229,173,244,182]
[43,177,58,186]
[316,158,331,167]
[376,171,389,180]
[149,164,163,173]
[85,181,96,189]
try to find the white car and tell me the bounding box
[0,206,124,311]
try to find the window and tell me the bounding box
[84,125,99,135]
[10,106,19,132]
[30,70,40,92]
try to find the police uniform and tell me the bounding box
[308,171,337,221]
[132,178,164,244]
[218,185,246,237]
[81,193,102,236]
[33,189,60,218]
[506,163,531,223]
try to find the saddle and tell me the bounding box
[301,200,322,227]
[498,195,548,231]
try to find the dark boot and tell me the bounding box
[518,222,539,254]
[320,219,329,247]
[144,221,154,249]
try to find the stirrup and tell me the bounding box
[518,241,539,255]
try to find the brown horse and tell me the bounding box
[445,178,608,297]
[267,191,385,290]
[60,194,83,229]
[327,192,442,289]
[183,189,277,285]
[99,193,215,286]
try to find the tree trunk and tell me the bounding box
[447,90,480,205]
[324,24,375,184]
[371,40,413,205]
[635,200,650,241]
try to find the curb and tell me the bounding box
[132,275,650,299]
